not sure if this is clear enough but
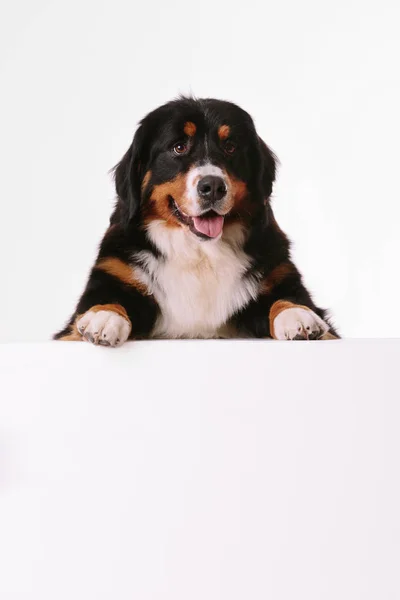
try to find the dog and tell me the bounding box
[54,97,339,346]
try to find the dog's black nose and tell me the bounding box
[197,175,227,203]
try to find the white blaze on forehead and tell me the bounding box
[185,163,228,214]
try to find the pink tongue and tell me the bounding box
[192,215,224,238]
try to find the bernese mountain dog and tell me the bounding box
[54,97,339,346]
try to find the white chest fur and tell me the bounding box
[134,221,259,338]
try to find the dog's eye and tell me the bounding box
[224,141,236,155]
[173,142,188,155]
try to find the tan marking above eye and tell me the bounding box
[218,125,230,140]
[184,121,197,137]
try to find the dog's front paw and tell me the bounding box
[270,301,329,340]
[76,305,131,347]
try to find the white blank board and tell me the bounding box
[0,339,399,599]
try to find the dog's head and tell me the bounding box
[114,97,277,240]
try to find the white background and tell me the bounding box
[1,0,400,341]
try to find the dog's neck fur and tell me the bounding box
[133,221,260,338]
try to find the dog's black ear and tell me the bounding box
[114,125,145,222]
[258,137,278,200]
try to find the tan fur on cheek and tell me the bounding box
[144,173,190,227]
[184,121,196,137]
[223,174,250,218]
[231,177,248,204]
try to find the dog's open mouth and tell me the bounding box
[169,197,224,239]
[192,214,224,238]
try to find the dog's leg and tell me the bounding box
[54,256,158,346]
[232,263,339,340]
